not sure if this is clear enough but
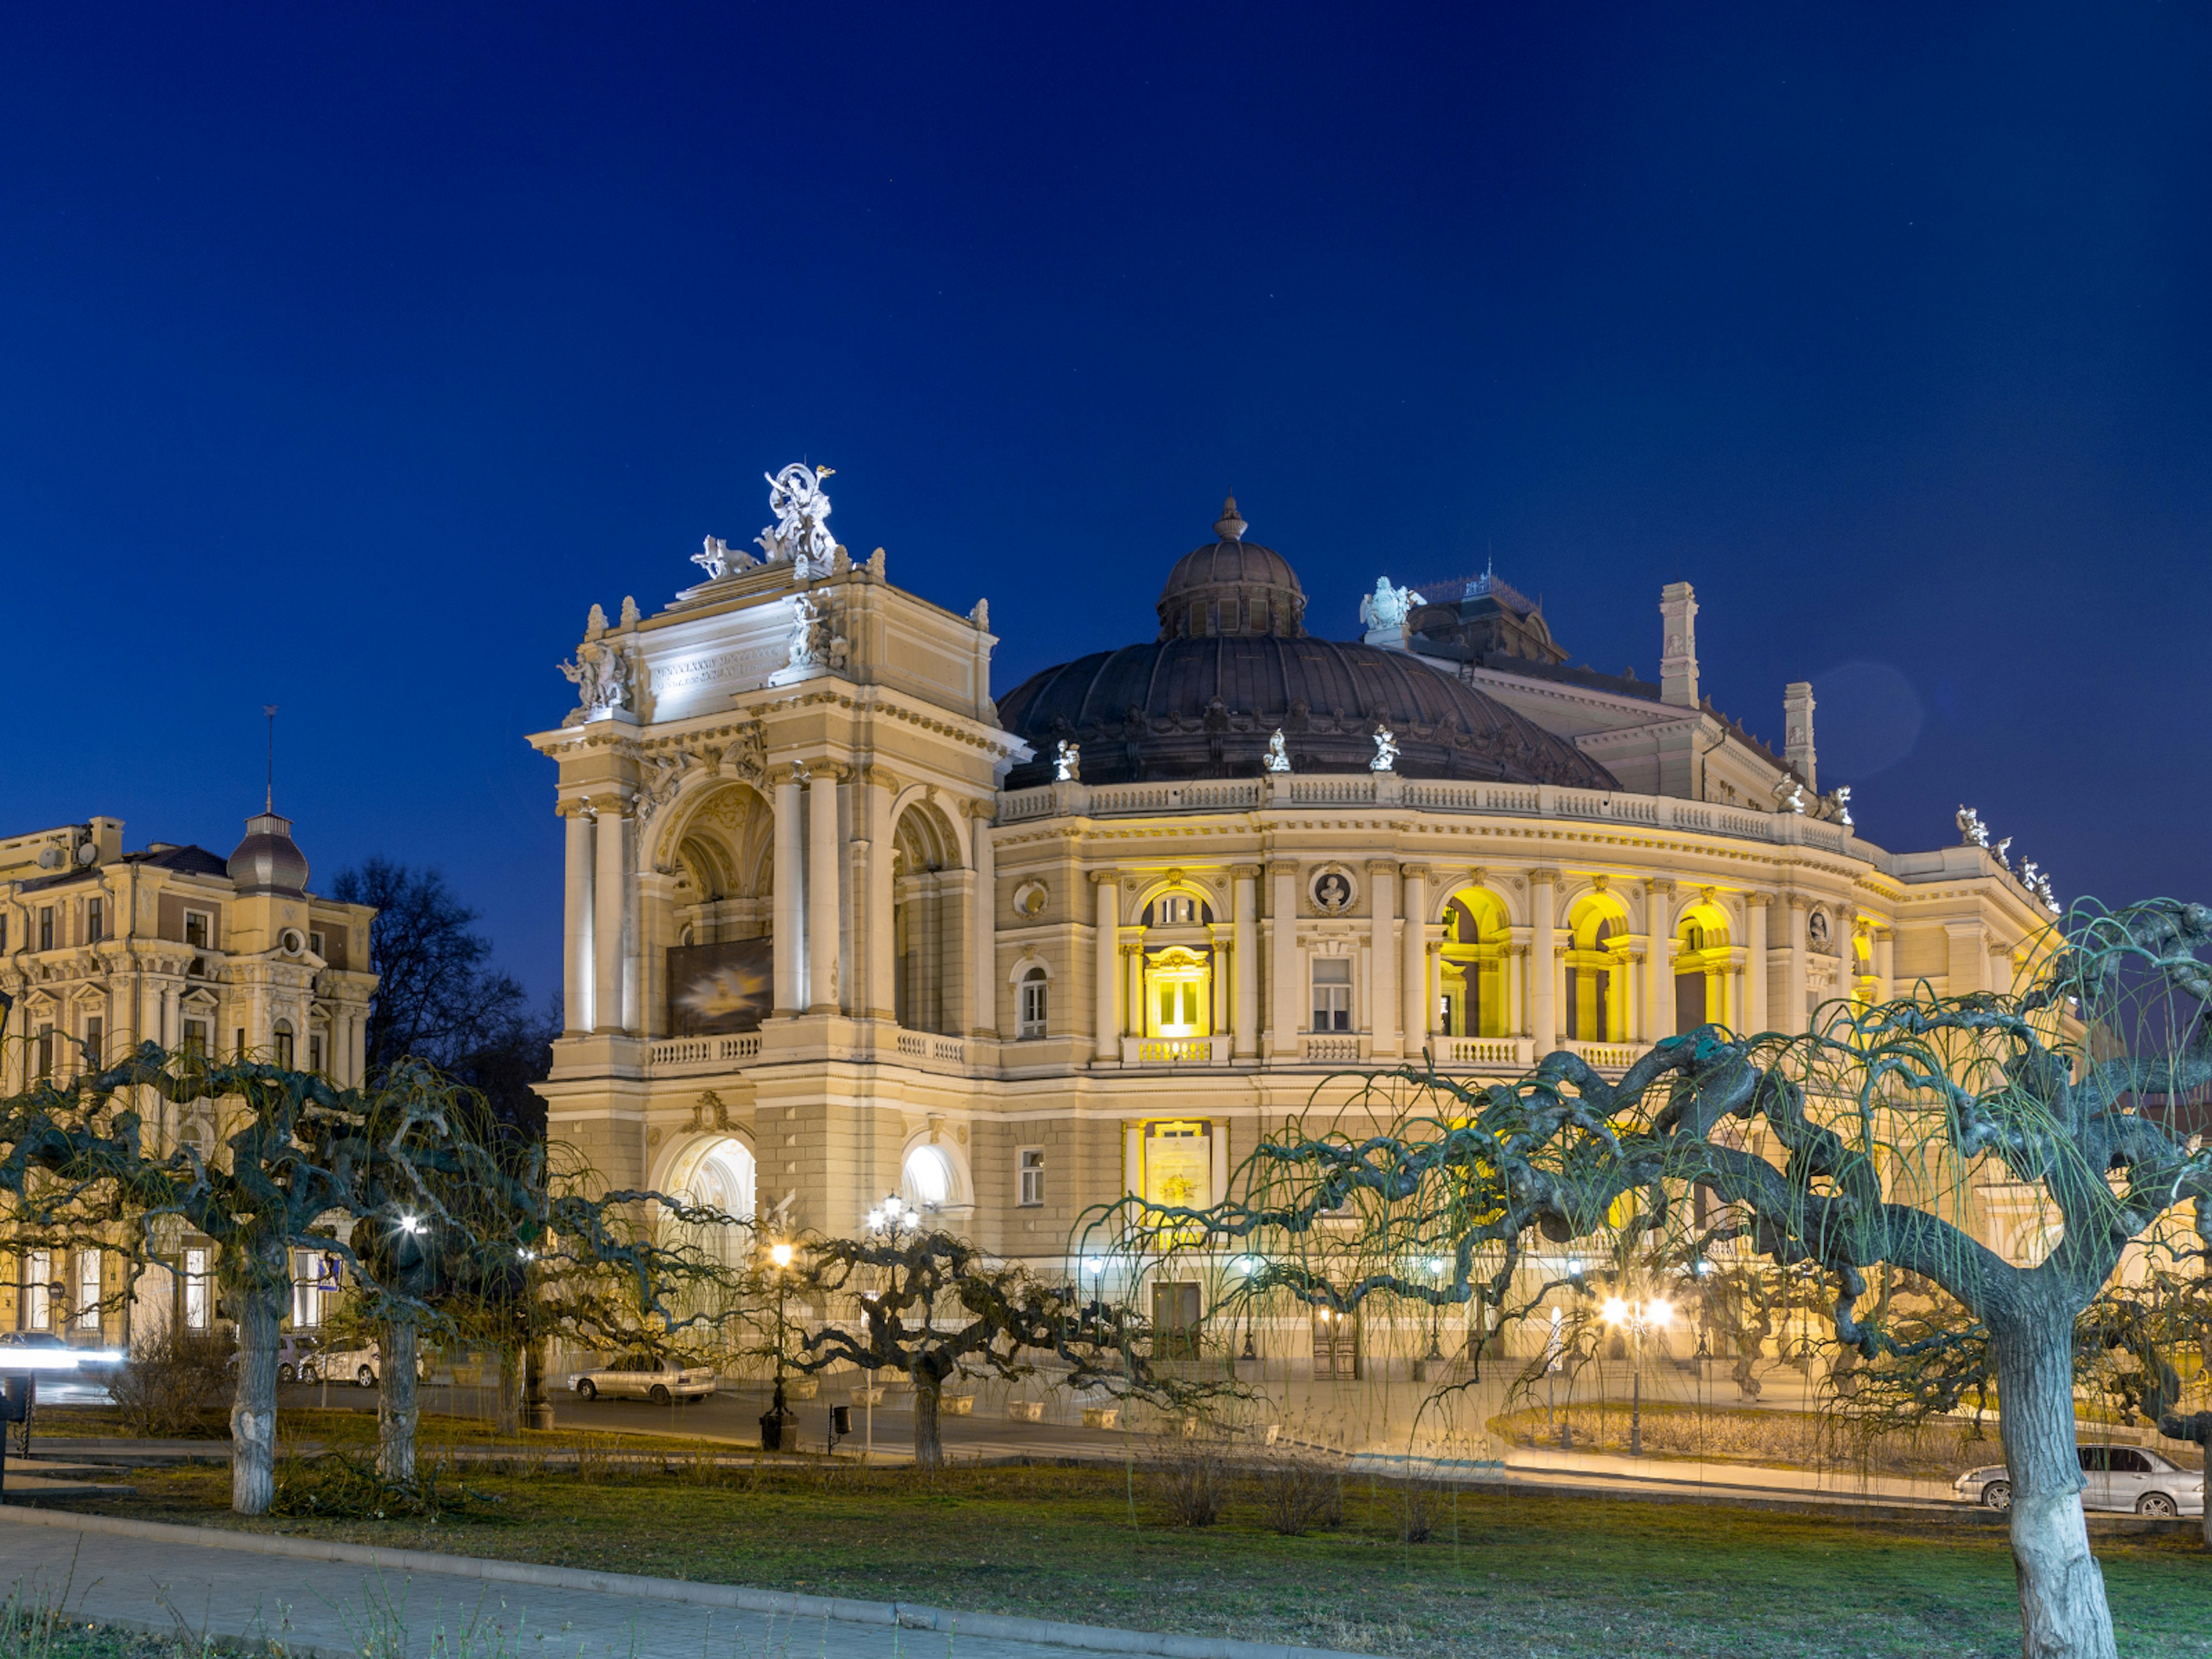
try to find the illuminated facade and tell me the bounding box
[533,481,2062,1365]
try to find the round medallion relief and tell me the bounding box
[1309,864,1358,916]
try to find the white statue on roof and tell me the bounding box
[1359,577,1425,646]
[755,463,839,578]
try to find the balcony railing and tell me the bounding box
[997,774,1863,858]
[646,1033,761,1071]
[1563,1039,1642,1071]
[1120,1035,1232,1066]
[1440,1036,1533,1069]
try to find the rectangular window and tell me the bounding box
[1017,1147,1045,1207]
[182,1019,209,1058]
[291,1250,325,1328]
[76,1249,101,1331]
[39,907,54,951]
[1152,1282,1202,1359]
[183,910,209,949]
[308,930,324,958]
[309,1033,325,1073]
[1,915,7,951]
[1311,958,1353,1032]
[184,1248,210,1330]
[36,1024,53,1079]
[235,1028,247,1060]
[25,1250,52,1330]
[274,1028,294,1068]
[84,1015,103,1062]
[85,897,103,942]
[1017,972,1047,1039]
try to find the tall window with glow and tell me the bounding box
[1139,889,1214,1040]
[1564,892,1630,1041]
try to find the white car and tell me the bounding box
[300,1341,426,1388]
[567,1354,717,1404]
[1956,1445,2206,1517]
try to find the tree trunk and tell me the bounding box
[229,1281,284,1516]
[913,1371,944,1469]
[1994,1321,2116,1659]
[494,1345,521,1438]
[524,1335,553,1430]
[377,1318,419,1483]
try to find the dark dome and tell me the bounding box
[228,810,309,897]
[998,637,1618,791]
[1154,497,1308,641]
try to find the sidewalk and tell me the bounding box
[0,1506,1373,1659]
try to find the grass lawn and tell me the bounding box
[43,1459,2212,1659]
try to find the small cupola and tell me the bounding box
[1154,498,1308,641]
[228,810,310,897]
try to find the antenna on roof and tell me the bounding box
[263,705,278,812]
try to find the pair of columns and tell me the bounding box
[770,768,843,1016]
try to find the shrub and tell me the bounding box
[1145,1433,1232,1527]
[1251,1448,1342,1535]
[108,1324,231,1438]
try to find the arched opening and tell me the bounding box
[1438,885,1511,1037]
[892,801,963,1034]
[1565,891,1630,1041]
[902,1143,957,1211]
[664,783,777,1038]
[672,1136,756,1270]
[271,1019,295,1069]
[1673,902,1732,1032]
[1850,927,1879,1010]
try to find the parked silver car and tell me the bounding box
[567,1354,716,1404]
[300,1341,426,1388]
[1956,1445,2206,1516]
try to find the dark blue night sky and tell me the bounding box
[5,5,2207,998]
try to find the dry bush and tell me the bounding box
[108,1323,231,1437]
[1388,1476,1444,1543]
[1251,1448,1343,1535]
[1144,1433,1232,1527]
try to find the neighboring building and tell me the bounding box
[532,476,2062,1368]
[0,808,376,1343]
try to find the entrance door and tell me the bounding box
[1153,1283,1202,1359]
[1312,1308,1360,1380]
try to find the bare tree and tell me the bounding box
[1144,899,2209,1659]
[0,1039,454,1513]
[794,1224,1180,1468]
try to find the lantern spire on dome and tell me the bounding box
[1214,496,1247,542]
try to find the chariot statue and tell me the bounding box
[755,463,839,578]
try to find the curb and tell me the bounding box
[0,1505,1377,1659]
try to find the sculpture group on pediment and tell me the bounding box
[718,722,767,783]
[558,637,633,726]
[757,463,839,578]
[782,590,849,676]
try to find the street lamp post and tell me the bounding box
[1600,1292,1672,1456]
[760,1240,797,1452]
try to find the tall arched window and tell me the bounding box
[1017,965,1049,1039]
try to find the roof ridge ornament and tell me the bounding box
[1214,495,1247,542]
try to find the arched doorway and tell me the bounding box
[668,1135,757,1270]
[892,801,963,1033]
[1438,884,1511,1037]
[1564,889,1630,1041]
[1673,902,1731,1032]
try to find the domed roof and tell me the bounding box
[999,505,1618,791]
[228,810,309,897]
[1154,498,1308,641]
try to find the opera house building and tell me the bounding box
[532,474,2056,1357]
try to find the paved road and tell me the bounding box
[0,1507,1244,1659]
[275,1378,1137,1463]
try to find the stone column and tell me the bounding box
[771,769,804,1016]
[938,868,976,1036]
[1368,861,1399,1060]
[969,801,998,1038]
[592,796,628,1034]
[808,766,842,1013]
[1529,869,1558,1053]
[1873,927,1895,1003]
[858,769,895,1020]
[1231,864,1259,1059]
[560,806,594,1034]
[1400,863,1429,1052]
[1785,896,1810,1035]
[1268,860,1300,1057]
[1740,894,1768,1035]
[1643,880,1675,1041]
[1092,871,1119,1062]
